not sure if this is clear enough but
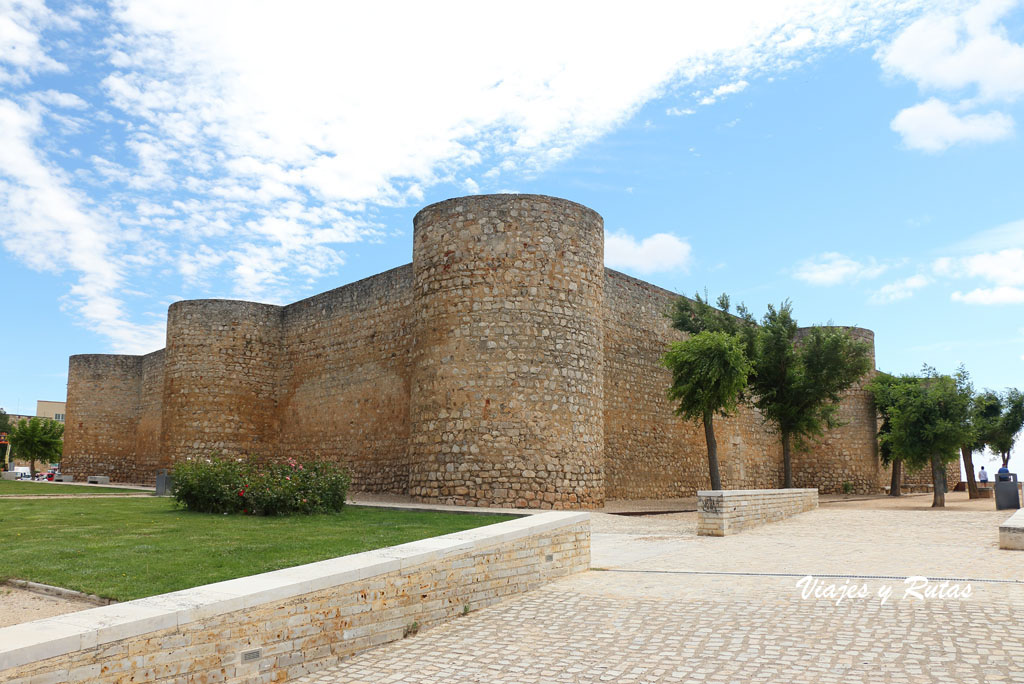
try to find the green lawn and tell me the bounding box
[0,498,515,601]
[0,480,147,496]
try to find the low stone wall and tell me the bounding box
[0,511,589,684]
[999,509,1024,550]
[697,488,818,536]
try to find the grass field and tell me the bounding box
[0,480,148,496]
[0,498,515,600]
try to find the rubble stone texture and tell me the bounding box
[63,194,895,507]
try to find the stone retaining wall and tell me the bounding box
[999,509,1024,550]
[697,488,818,536]
[0,512,589,684]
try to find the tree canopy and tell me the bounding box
[748,302,872,488]
[663,330,751,490]
[876,367,972,507]
[988,389,1024,468]
[9,417,65,477]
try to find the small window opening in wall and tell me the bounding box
[241,648,262,663]
[545,554,554,562]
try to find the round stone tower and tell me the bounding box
[160,299,282,464]
[408,194,605,508]
[792,326,879,494]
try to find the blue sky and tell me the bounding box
[2,1,1023,463]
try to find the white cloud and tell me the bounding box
[870,274,930,303]
[934,244,1024,306]
[0,0,68,85]
[880,0,1024,151]
[879,0,1024,102]
[0,0,959,350]
[952,286,1024,304]
[0,98,165,353]
[666,107,696,116]
[605,230,692,275]
[793,252,889,286]
[890,98,1014,152]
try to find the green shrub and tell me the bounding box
[171,457,350,515]
[841,481,854,495]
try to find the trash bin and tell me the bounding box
[155,470,174,497]
[995,473,1020,510]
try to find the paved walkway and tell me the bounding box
[300,493,1024,684]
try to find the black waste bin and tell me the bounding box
[995,472,1020,510]
[155,470,175,497]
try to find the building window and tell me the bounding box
[54,413,65,421]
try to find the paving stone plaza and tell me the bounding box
[301,494,1024,684]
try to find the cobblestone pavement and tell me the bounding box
[299,495,1024,684]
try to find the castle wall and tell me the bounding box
[602,270,783,499]
[276,265,413,493]
[160,300,282,464]
[408,195,605,508]
[132,350,166,481]
[63,354,143,482]
[62,194,887,505]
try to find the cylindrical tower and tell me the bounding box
[792,326,879,494]
[63,354,143,482]
[160,299,282,464]
[408,194,605,509]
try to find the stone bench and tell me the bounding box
[86,475,110,485]
[999,509,1024,550]
[697,488,818,536]
[1,471,17,481]
[53,474,73,482]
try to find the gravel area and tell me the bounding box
[0,586,95,627]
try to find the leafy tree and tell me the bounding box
[0,410,12,471]
[880,367,972,508]
[749,302,873,489]
[9,417,64,478]
[663,331,752,490]
[867,372,919,497]
[669,289,754,338]
[989,389,1024,468]
[961,388,1002,498]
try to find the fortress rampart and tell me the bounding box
[63,194,888,507]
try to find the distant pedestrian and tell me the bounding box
[979,467,989,483]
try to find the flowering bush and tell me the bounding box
[171,456,350,515]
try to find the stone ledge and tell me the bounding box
[698,488,818,536]
[0,511,589,677]
[999,509,1024,550]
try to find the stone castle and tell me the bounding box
[62,194,940,508]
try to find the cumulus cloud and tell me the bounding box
[880,0,1024,151]
[870,274,931,303]
[952,286,1024,304]
[932,234,1024,306]
[890,98,1014,151]
[793,252,889,286]
[605,230,692,275]
[699,79,750,105]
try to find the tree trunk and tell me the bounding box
[889,458,902,497]
[962,446,979,499]
[782,432,793,489]
[704,410,722,490]
[1002,451,1011,469]
[931,455,946,508]
[29,457,36,480]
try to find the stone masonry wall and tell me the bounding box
[602,270,784,499]
[160,300,283,464]
[276,266,414,493]
[408,195,606,509]
[0,512,589,684]
[133,350,166,481]
[697,488,818,536]
[63,354,143,482]
[62,193,884,504]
